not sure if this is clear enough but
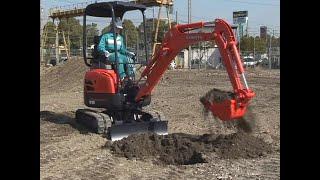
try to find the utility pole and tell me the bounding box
[80,36,82,57]
[246,20,248,37]
[55,20,60,65]
[268,29,273,69]
[198,42,201,70]
[67,18,71,58]
[238,25,241,53]
[176,10,178,24]
[253,36,255,59]
[152,7,155,31]
[136,34,139,63]
[188,0,191,69]
[166,5,171,29]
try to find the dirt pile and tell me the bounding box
[106,132,272,165]
[200,88,235,104]
[200,88,255,133]
[40,58,88,93]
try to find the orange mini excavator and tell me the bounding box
[76,1,255,141]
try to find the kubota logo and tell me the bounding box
[186,35,202,40]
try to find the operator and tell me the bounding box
[98,17,135,79]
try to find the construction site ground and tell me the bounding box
[40,58,280,180]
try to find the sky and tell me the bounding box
[41,0,280,36]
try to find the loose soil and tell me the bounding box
[107,132,272,165]
[41,58,280,179]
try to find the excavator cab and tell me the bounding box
[77,1,168,141]
[82,1,148,70]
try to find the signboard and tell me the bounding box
[260,26,267,39]
[233,11,248,18]
[233,11,248,24]
[233,17,248,24]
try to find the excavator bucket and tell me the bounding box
[201,98,247,121]
[108,121,168,141]
[200,88,249,121]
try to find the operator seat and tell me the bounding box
[91,35,115,70]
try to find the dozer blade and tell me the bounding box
[109,121,168,141]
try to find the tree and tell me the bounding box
[42,21,56,46]
[122,19,138,49]
[138,18,171,43]
[238,35,280,56]
[254,37,268,53]
[86,23,99,46]
[58,17,83,49]
[240,36,253,53]
[271,36,280,47]
[157,20,170,43]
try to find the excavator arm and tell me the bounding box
[135,19,255,121]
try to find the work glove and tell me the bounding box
[104,51,111,58]
[127,51,136,57]
[127,51,136,62]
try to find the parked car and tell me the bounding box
[169,61,176,70]
[243,56,258,68]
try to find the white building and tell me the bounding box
[175,45,222,69]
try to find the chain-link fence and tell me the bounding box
[41,47,85,66]
[170,48,280,70]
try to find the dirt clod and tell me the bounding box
[107,132,272,165]
[200,88,235,104]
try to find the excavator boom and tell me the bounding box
[78,2,256,141]
[136,19,255,121]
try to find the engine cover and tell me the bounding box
[84,69,122,109]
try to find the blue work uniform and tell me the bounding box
[98,32,134,79]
